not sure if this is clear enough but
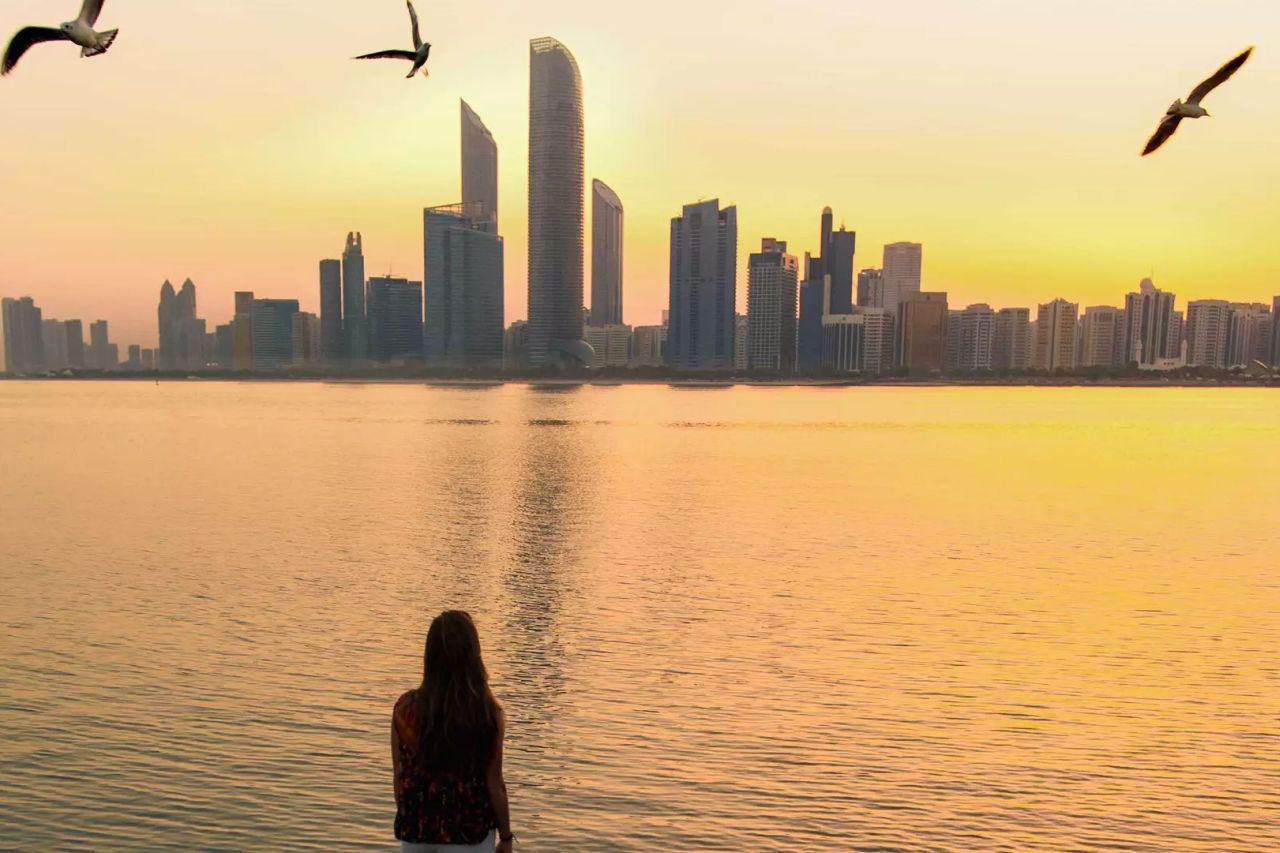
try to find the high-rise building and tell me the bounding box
[157,279,205,370]
[796,259,828,373]
[1123,279,1176,366]
[250,299,300,371]
[424,202,505,368]
[1035,299,1079,371]
[733,313,749,371]
[292,312,322,367]
[584,324,631,368]
[528,37,589,368]
[822,309,894,374]
[1079,306,1124,369]
[88,320,115,369]
[857,268,883,308]
[319,258,343,362]
[41,320,68,370]
[809,208,856,316]
[460,100,499,234]
[667,199,738,370]
[631,324,667,368]
[897,291,948,372]
[342,232,368,363]
[1272,296,1280,367]
[881,243,923,314]
[64,320,85,369]
[948,304,996,372]
[125,344,142,370]
[368,276,424,364]
[2,297,43,373]
[157,280,176,368]
[233,291,254,371]
[504,320,530,371]
[747,239,800,372]
[1227,303,1272,369]
[590,179,624,327]
[214,323,234,368]
[1185,300,1232,368]
[993,308,1033,371]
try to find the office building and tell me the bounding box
[250,299,299,371]
[41,320,68,370]
[1123,279,1176,366]
[822,309,894,374]
[631,324,667,368]
[797,262,827,372]
[584,324,631,368]
[1227,303,1272,369]
[504,320,529,370]
[528,37,589,367]
[319,258,343,362]
[157,278,205,370]
[343,232,368,363]
[460,99,499,234]
[87,320,115,369]
[858,268,882,308]
[233,292,254,371]
[590,180,624,327]
[897,291,948,372]
[424,202,505,368]
[1079,306,1124,369]
[667,199,738,370]
[368,276,424,364]
[993,307,1033,371]
[214,323,234,368]
[747,238,800,372]
[881,242,923,313]
[948,304,996,372]
[125,344,142,370]
[2,297,43,373]
[809,208,856,315]
[1035,298,1079,371]
[64,320,84,369]
[292,312,322,367]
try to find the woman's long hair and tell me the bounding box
[412,611,504,774]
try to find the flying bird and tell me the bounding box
[354,1,432,79]
[1142,47,1254,156]
[2,0,118,77]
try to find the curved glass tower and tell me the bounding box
[460,99,498,235]
[528,37,589,368]
[591,179,624,327]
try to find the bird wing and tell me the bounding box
[353,49,418,61]
[79,0,105,27]
[1142,114,1183,157]
[2,26,71,76]
[407,1,422,50]
[1187,47,1253,104]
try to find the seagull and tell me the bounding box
[2,0,119,77]
[354,1,432,79]
[1143,47,1254,156]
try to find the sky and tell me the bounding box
[1,0,1278,348]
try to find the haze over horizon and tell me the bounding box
[2,0,1278,347]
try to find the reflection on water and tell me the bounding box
[1,382,1279,852]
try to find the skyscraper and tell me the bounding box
[993,308,1033,370]
[88,320,115,370]
[796,257,828,372]
[746,238,800,372]
[881,243,923,314]
[1123,279,1175,366]
[157,279,204,370]
[667,199,738,371]
[368,276,425,364]
[233,291,254,371]
[733,313,749,371]
[424,202,505,368]
[1185,300,1232,368]
[857,268,882,308]
[591,179,624,327]
[1226,303,1272,369]
[1079,306,1124,369]
[157,280,176,369]
[343,233,368,363]
[64,320,85,369]
[1035,299,1079,371]
[528,37,589,368]
[41,320,68,370]
[949,304,996,372]
[896,291,948,372]
[460,100,499,234]
[320,258,343,363]
[250,299,300,371]
[3,298,45,373]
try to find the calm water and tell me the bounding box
[1,382,1278,852]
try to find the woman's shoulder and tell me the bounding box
[394,689,417,725]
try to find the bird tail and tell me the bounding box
[82,29,118,58]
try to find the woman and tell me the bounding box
[393,611,515,853]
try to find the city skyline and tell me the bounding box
[2,2,1277,347]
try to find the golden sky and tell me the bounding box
[1,0,1278,346]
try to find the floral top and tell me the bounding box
[393,691,497,845]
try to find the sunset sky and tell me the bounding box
[1,0,1278,347]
